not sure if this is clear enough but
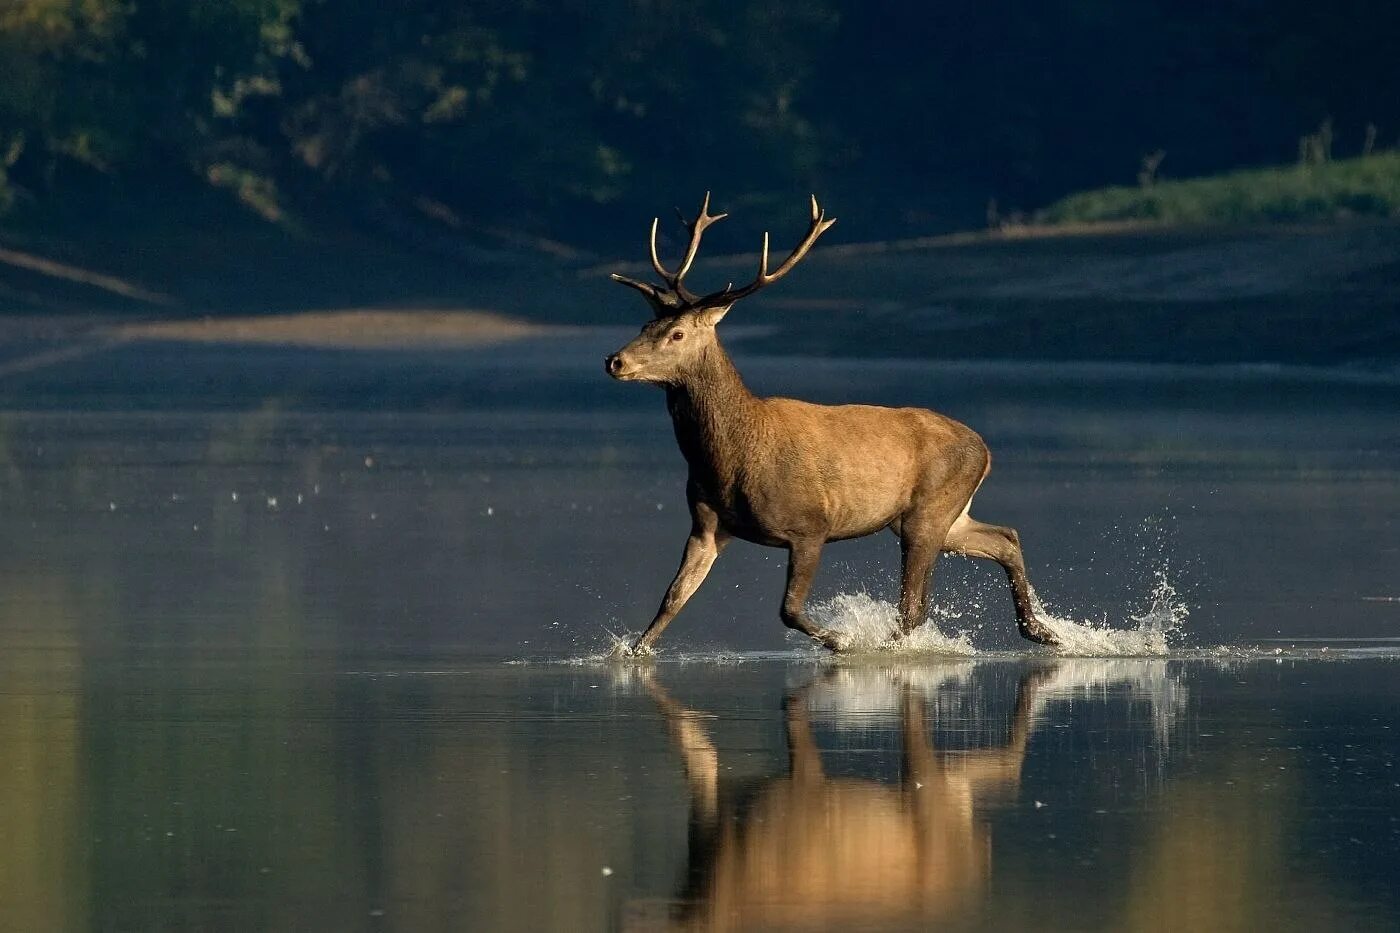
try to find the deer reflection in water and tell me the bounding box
[638,665,1057,931]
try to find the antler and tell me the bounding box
[704,195,836,308]
[652,191,728,304]
[611,193,835,318]
[611,191,728,316]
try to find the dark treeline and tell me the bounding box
[1,0,1397,250]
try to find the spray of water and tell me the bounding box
[806,592,978,655]
[1031,568,1188,656]
[583,540,1189,660]
[796,565,1188,658]
[602,629,645,659]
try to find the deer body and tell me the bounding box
[608,194,1058,652]
[665,352,985,547]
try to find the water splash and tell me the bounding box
[807,592,978,655]
[573,562,1188,662]
[1033,569,1189,656]
[806,565,1188,658]
[602,629,644,660]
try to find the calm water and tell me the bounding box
[3,654,1397,931]
[1,340,1398,930]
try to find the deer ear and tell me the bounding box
[696,304,732,328]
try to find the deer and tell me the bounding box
[606,193,1060,654]
[631,666,1051,930]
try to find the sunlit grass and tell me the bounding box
[1038,152,1400,225]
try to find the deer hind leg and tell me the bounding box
[895,503,965,637]
[897,527,941,637]
[780,538,842,652]
[942,515,1060,647]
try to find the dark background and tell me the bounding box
[3,0,1398,249]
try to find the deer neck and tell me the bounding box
[666,342,760,482]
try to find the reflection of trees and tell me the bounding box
[0,575,87,930]
[1119,734,1342,932]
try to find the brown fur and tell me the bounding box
[606,195,1057,652]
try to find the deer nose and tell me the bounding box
[605,354,624,375]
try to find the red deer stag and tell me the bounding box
[606,193,1059,653]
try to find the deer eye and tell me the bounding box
[670,330,685,342]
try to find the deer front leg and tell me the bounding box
[780,539,842,651]
[632,511,728,655]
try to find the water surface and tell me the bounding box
[0,343,1397,930]
[3,651,1397,930]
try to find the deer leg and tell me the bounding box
[942,516,1060,647]
[633,521,729,654]
[897,528,943,637]
[780,539,841,651]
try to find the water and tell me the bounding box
[4,653,1396,930]
[0,338,1398,929]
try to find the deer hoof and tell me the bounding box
[608,638,655,660]
[1019,619,1061,648]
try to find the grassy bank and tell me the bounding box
[1038,152,1400,225]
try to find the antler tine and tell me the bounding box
[760,199,835,283]
[613,193,832,317]
[610,271,660,300]
[668,191,728,298]
[647,217,667,281]
[702,194,835,308]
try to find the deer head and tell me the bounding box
[604,192,836,386]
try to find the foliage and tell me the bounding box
[0,1,1398,243]
[0,1,841,236]
[1037,153,1400,225]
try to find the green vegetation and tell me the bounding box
[1037,153,1400,226]
[0,0,841,246]
[1,1,1398,248]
